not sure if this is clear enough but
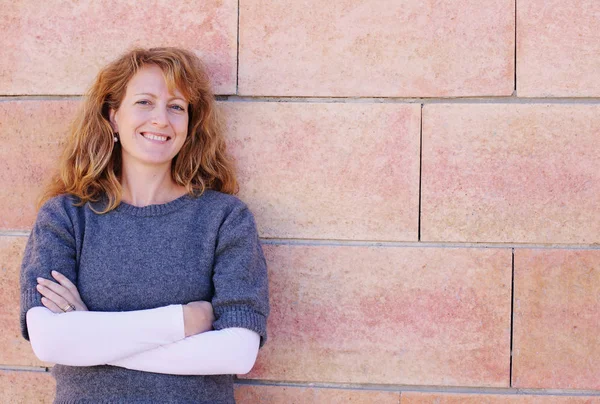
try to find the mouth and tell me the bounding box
[140,132,171,143]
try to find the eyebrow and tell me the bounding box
[134,93,187,102]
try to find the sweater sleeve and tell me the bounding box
[211,202,270,347]
[26,305,185,366]
[108,328,260,375]
[20,196,78,341]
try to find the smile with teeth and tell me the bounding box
[141,132,171,142]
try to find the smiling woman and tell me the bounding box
[109,65,189,172]
[19,48,269,404]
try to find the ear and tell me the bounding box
[109,108,119,133]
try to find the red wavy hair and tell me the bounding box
[40,47,237,213]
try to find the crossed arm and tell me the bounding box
[26,307,260,375]
[26,271,260,375]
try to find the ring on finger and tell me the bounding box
[62,303,76,312]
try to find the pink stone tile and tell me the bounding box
[421,104,600,243]
[235,385,400,403]
[245,245,511,386]
[0,100,76,230]
[222,102,421,240]
[4,100,421,237]
[518,0,600,97]
[0,0,236,95]
[402,392,600,404]
[0,236,48,367]
[239,0,514,97]
[0,370,55,404]
[513,249,600,389]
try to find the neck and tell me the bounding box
[120,162,187,207]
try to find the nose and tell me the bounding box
[151,106,169,127]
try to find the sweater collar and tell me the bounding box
[115,193,193,217]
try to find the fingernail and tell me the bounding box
[36,284,42,290]
[51,271,58,275]
[37,277,43,283]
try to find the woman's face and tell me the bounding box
[109,64,189,171]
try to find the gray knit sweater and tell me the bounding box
[20,190,269,404]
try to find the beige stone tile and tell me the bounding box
[239,0,514,97]
[245,245,512,386]
[402,392,600,403]
[235,385,400,403]
[0,100,75,230]
[513,249,600,389]
[0,0,237,95]
[0,236,47,367]
[222,102,421,240]
[0,370,55,404]
[518,0,600,96]
[421,104,600,243]
[3,100,421,238]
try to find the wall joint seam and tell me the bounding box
[234,379,600,396]
[6,95,600,103]
[235,0,240,95]
[514,0,518,94]
[418,104,423,241]
[510,247,515,387]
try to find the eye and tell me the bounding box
[135,99,152,106]
[170,104,186,112]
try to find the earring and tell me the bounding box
[113,132,119,143]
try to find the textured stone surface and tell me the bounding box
[3,100,421,238]
[518,0,600,96]
[0,236,47,367]
[513,249,600,389]
[245,245,511,386]
[402,392,600,403]
[235,384,400,403]
[0,100,76,230]
[0,0,237,95]
[238,0,514,97]
[421,104,600,243]
[0,370,55,404]
[222,102,421,240]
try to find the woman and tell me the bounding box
[19,47,269,403]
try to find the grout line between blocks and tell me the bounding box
[418,104,423,241]
[235,0,240,95]
[0,231,30,237]
[0,365,49,373]
[234,379,600,396]
[4,95,600,104]
[1,363,598,396]
[1,231,599,250]
[259,239,600,250]
[0,95,83,101]
[509,248,515,387]
[514,0,518,94]
[0,366,598,396]
[215,96,600,104]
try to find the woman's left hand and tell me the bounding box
[36,270,88,313]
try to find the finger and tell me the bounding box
[37,277,75,303]
[50,272,87,311]
[36,284,71,311]
[41,297,64,314]
[51,271,83,300]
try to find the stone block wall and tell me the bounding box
[1,1,598,402]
